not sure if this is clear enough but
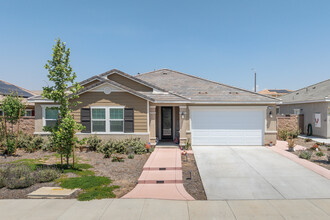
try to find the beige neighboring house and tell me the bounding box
[259,89,292,98]
[0,80,37,134]
[279,79,330,138]
[28,69,280,146]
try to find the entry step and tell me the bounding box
[138,170,183,184]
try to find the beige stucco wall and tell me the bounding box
[280,102,329,138]
[34,91,148,134]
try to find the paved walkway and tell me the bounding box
[299,135,330,144]
[1,198,330,219]
[270,140,330,179]
[193,146,330,200]
[122,148,194,200]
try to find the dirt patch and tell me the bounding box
[0,150,150,199]
[0,149,54,164]
[181,154,207,200]
[290,138,330,170]
[76,151,150,197]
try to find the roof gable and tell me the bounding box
[280,79,330,103]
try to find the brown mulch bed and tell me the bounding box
[290,138,330,170]
[0,149,150,199]
[181,154,207,200]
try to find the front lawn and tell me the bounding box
[0,148,150,199]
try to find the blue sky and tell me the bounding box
[1,0,329,91]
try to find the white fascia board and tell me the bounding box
[189,106,267,111]
[152,101,279,104]
[27,99,54,103]
[280,99,329,105]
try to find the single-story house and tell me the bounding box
[279,79,330,138]
[0,79,36,117]
[0,80,37,134]
[28,69,279,146]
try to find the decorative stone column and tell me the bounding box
[149,106,157,146]
[179,106,187,147]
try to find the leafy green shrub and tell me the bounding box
[278,129,289,141]
[16,134,44,153]
[5,137,16,155]
[299,151,312,160]
[0,167,5,188]
[289,129,300,138]
[35,168,59,183]
[315,151,325,157]
[4,165,35,189]
[60,176,111,190]
[87,136,102,151]
[97,138,146,157]
[128,154,134,159]
[17,133,33,149]
[112,156,124,162]
[99,140,116,158]
[78,186,119,201]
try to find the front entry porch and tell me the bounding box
[149,105,189,147]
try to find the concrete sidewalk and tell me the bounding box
[1,198,330,219]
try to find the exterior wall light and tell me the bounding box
[181,111,186,119]
[268,106,273,118]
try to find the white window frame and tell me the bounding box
[25,109,33,117]
[91,107,107,133]
[91,106,125,134]
[42,105,60,127]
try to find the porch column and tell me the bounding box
[149,105,157,146]
[179,106,187,147]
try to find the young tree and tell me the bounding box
[1,91,26,155]
[43,38,84,167]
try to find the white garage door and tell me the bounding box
[190,107,265,146]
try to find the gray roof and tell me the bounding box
[0,80,35,98]
[29,68,280,104]
[136,69,279,103]
[280,79,330,103]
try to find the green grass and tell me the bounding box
[60,175,111,190]
[78,186,119,201]
[55,163,95,176]
[9,159,42,170]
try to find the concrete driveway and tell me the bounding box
[193,146,330,200]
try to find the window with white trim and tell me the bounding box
[110,108,124,132]
[45,107,59,127]
[91,108,106,132]
[91,107,124,133]
[25,109,33,117]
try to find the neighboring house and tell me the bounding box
[259,89,292,97]
[28,69,279,146]
[279,79,330,138]
[0,80,36,134]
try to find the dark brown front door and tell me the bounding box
[161,107,173,139]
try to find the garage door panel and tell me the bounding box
[190,108,264,146]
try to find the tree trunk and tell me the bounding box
[66,154,69,168]
[14,109,21,155]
